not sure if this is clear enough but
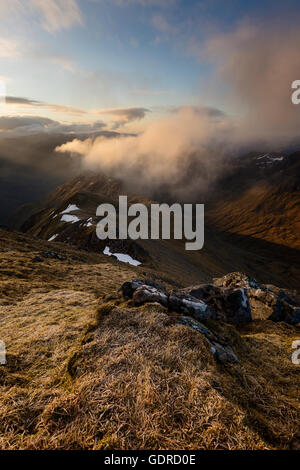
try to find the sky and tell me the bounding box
[1,0,300,135]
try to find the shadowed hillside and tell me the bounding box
[17,164,300,290]
[207,152,300,250]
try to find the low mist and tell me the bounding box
[56,106,232,200]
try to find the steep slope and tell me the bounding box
[207,152,300,250]
[19,170,300,290]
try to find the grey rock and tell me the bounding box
[178,316,239,364]
[210,342,239,364]
[133,285,169,307]
[178,316,218,340]
[214,273,300,325]
[42,251,63,260]
[269,294,300,325]
[225,288,252,326]
[121,279,167,299]
[169,291,216,321]
[181,284,252,326]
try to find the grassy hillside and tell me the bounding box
[0,228,299,450]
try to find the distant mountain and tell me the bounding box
[206,151,300,250]
[0,130,122,226]
[19,157,300,290]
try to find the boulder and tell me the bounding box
[225,288,252,325]
[42,251,63,260]
[122,280,144,298]
[214,274,300,325]
[214,272,262,290]
[210,342,239,364]
[133,285,169,307]
[169,291,216,322]
[269,291,300,325]
[178,316,239,364]
[181,284,252,326]
[121,275,300,326]
[121,279,167,299]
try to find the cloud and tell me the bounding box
[0,35,76,73]
[55,105,231,200]
[151,14,176,34]
[0,75,11,84]
[5,97,41,106]
[0,116,55,131]
[94,107,151,127]
[0,1,23,17]
[0,115,106,136]
[3,97,153,130]
[201,20,300,146]
[171,105,226,120]
[3,97,152,127]
[30,0,83,32]
[130,89,171,96]
[0,0,83,33]
[5,95,86,115]
[0,38,20,58]
[45,53,76,72]
[29,44,77,72]
[103,0,177,6]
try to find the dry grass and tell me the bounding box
[1,298,299,449]
[0,228,299,450]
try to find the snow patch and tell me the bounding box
[61,204,80,214]
[256,154,284,167]
[103,246,141,266]
[85,217,93,227]
[61,214,80,224]
[48,234,58,241]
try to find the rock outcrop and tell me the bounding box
[178,316,239,364]
[133,285,169,307]
[121,279,240,363]
[180,284,252,326]
[119,273,299,364]
[214,272,300,325]
[122,279,167,299]
[168,291,216,322]
[122,279,252,326]
[269,291,300,325]
[122,279,217,322]
[121,273,300,327]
